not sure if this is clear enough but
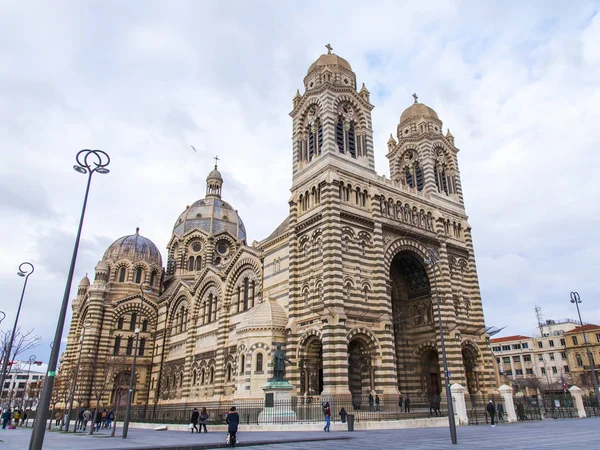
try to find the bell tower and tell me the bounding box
[290,45,375,188]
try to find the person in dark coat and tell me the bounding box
[368,393,374,411]
[339,407,347,423]
[226,406,240,447]
[199,407,209,433]
[497,403,504,421]
[404,394,411,412]
[190,408,199,433]
[398,394,403,411]
[2,408,11,430]
[375,395,380,412]
[434,395,442,416]
[94,409,102,431]
[486,400,496,427]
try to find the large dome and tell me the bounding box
[400,102,439,124]
[103,228,162,267]
[239,300,288,331]
[173,197,247,242]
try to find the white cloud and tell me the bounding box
[1,1,600,363]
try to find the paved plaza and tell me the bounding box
[1,418,598,450]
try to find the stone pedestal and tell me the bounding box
[498,384,517,423]
[569,386,587,418]
[258,381,297,424]
[450,383,468,425]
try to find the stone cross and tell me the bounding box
[413,93,418,104]
[325,43,333,54]
[213,155,219,168]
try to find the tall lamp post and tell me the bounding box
[65,319,92,432]
[122,280,152,439]
[425,247,457,445]
[29,149,110,450]
[0,262,35,399]
[569,292,600,402]
[23,355,41,412]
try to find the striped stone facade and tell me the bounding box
[62,50,496,411]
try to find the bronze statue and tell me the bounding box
[271,345,292,382]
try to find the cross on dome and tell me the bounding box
[325,43,333,54]
[413,93,418,104]
[213,155,220,169]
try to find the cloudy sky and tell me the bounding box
[1,0,599,363]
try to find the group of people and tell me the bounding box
[1,408,28,429]
[189,407,209,433]
[398,394,411,412]
[51,407,114,431]
[486,400,505,427]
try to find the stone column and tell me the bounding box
[498,384,517,423]
[450,383,468,425]
[569,386,587,418]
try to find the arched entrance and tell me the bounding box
[347,338,373,402]
[462,346,479,394]
[390,250,434,393]
[299,337,323,396]
[110,372,130,407]
[422,349,441,398]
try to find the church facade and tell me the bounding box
[63,49,497,410]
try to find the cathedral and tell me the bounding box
[63,48,497,411]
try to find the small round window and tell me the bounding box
[192,243,202,252]
[217,242,228,255]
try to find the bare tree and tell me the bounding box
[48,371,69,431]
[86,354,128,435]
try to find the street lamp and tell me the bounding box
[569,292,600,402]
[0,311,6,325]
[65,319,92,432]
[425,248,457,445]
[0,262,35,402]
[122,280,152,439]
[29,149,110,450]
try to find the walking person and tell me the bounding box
[434,395,442,416]
[22,410,28,427]
[339,407,347,424]
[77,408,84,430]
[199,407,209,433]
[368,393,374,411]
[82,409,92,431]
[54,410,62,428]
[404,394,411,413]
[375,395,380,412]
[398,394,403,412]
[226,406,239,447]
[190,407,199,433]
[487,400,496,427]
[13,410,20,427]
[2,408,11,430]
[106,410,114,429]
[322,401,331,432]
[497,403,504,421]
[94,409,102,431]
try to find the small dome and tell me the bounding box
[173,198,246,242]
[307,53,352,74]
[400,102,439,124]
[96,261,109,271]
[207,166,223,182]
[79,274,90,286]
[103,228,162,266]
[239,300,288,331]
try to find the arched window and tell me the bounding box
[150,271,156,286]
[256,353,263,373]
[118,267,126,283]
[209,367,215,384]
[142,319,148,332]
[139,337,146,356]
[195,255,202,271]
[117,317,124,330]
[188,256,194,271]
[192,370,197,386]
[240,354,245,374]
[165,375,170,390]
[415,163,424,191]
[135,267,143,283]
[336,120,345,153]
[130,313,137,331]
[348,122,356,158]
[243,278,249,311]
[405,167,414,188]
[226,364,232,382]
[207,294,213,324]
[308,128,315,161]
[113,336,121,355]
[180,371,184,388]
[317,122,323,155]
[126,336,134,355]
[200,368,206,385]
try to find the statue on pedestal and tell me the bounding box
[271,345,292,382]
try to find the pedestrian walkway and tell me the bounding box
[1,418,598,450]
